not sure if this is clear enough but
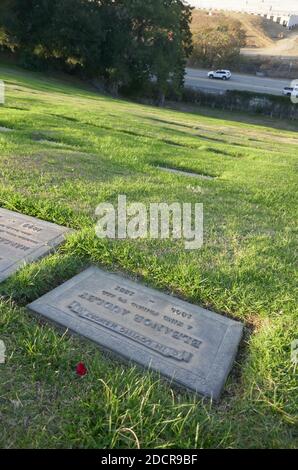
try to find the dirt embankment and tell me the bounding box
[192,9,298,55]
[191,10,298,78]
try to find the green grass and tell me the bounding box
[0,63,297,449]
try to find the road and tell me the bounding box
[185,68,292,96]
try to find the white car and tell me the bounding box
[283,86,294,97]
[208,70,231,80]
[283,86,298,98]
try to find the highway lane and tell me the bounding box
[185,68,292,96]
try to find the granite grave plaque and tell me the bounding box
[28,267,243,399]
[0,207,71,282]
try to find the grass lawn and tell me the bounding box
[0,63,297,449]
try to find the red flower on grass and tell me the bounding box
[76,362,87,377]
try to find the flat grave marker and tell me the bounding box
[0,207,71,282]
[158,166,215,180]
[28,267,243,399]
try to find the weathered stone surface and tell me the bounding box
[28,267,243,399]
[0,208,71,282]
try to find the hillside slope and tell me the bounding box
[192,9,298,55]
[0,64,297,449]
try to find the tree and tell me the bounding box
[189,17,246,68]
[0,0,106,75]
[50,0,106,76]
[119,0,193,102]
[0,0,193,99]
[1,0,57,53]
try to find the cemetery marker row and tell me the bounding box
[0,208,243,399]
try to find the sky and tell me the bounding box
[186,1,298,14]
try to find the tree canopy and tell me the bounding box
[0,0,193,98]
[190,16,246,68]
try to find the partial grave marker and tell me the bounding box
[0,126,12,132]
[34,139,70,147]
[32,132,73,148]
[158,166,215,180]
[0,208,72,283]
[28,267,243,400]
